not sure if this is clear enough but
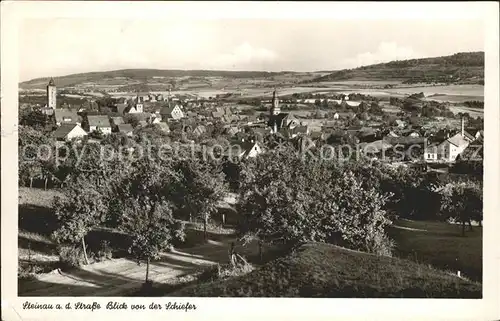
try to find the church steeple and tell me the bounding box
[271,89,280,116]
[46,77,57,109]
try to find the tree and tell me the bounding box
[440,181,483,235]
[19,108,51,130]
[237,150,394,255]
[52,179,108,264]
[173,158,228,240]
[113,158,186,284]
[121,198,185,284]
[124,114,140,128]
[18,125,53,187]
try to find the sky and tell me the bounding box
[19,18,484,81]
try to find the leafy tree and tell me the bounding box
[237,150,394,255]
[18,125,53,187]
[112,158,186,283]
[173,158,228,240]
[440,181,483,235]
[19,109,50,130]
[52,179,108,264]
[121,197,185,284]
[124,114,140,128]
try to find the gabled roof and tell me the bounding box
[52,124,84,139]
[117,124,134,134]
[110,116,124,125]
[446,133,470,147]
[55,109,79,124]
[48,78,55,86]
[87,115,111,127]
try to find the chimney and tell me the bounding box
[461,116,465,137]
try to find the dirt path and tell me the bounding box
[19,237,259,296]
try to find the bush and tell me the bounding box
[58,245,86,269]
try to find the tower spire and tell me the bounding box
[271,88,280,116]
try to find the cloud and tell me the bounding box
[340,42,424,69]
[208,42,278,70]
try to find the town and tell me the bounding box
[18,52,484,298]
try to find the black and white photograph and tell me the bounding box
[2,1,500,320]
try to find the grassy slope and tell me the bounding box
[171,242,481,298]
[311,52,484,83]
[388,220,482,282]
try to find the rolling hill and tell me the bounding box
[309,52,484,84]
[19,69,290,90]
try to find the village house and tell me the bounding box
[87,115,112,134]
[225,140,264,160]
[435,133,470,162]
[54,109,80,126]
[192,125,207,137]
[116,124,134,137]
[125,99,144,114]
[160,104,184,120]
[52,123,87,142]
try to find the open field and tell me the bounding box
[388,219,482,282]
[448,106,484,118]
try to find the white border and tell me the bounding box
[2,2,499,321]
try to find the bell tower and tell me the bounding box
[271,89,280,116]
[46,78,57,109]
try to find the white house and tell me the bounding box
[160,104,184,120]
[54,109,80,126]
[87,115,112,135]
[436,133,470,162]
[52,124,87,141]
[127,103,144,114]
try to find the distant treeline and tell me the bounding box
[463,101,484,109]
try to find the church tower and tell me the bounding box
[270,89,280,116]
[46,78,57,109]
